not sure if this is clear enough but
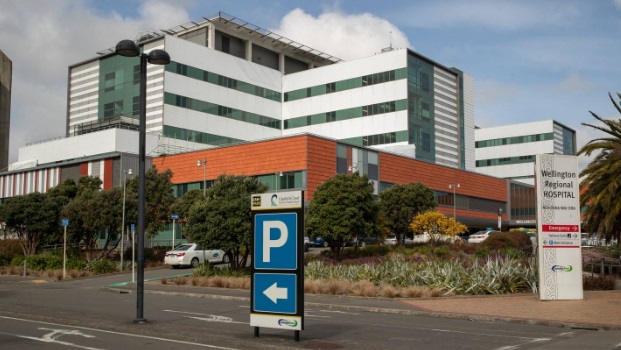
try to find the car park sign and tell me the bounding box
[250,190,304,338]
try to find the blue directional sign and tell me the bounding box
[254,213,298,270]
[171,214,179,220]
[253,273,297,314]
[61,219,69,227]
[131,224,135,232]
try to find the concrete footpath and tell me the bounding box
[102,276,621,331]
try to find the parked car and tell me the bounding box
[384,234,398,245]
[164,243,228,268]
[314,237,329,247]
[357,236,380,247]
[304,236,310,252]
[468,230,501,244]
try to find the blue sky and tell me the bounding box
[1,0,620,169]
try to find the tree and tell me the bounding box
[125,166,175,238]
[170,189,204,239]
[409,211,467,246]
[185,174,267,269]
[306,173,379,260]
[379,182,436,244]
[62,186,123,261]
[47,178,78,200]
[577,92,621,247]
[0,192,64,256]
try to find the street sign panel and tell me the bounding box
[171,214,179,220]
[254,213,297,270]
[253,273,297,314]
[250,191,304,338]
[61,219,69,227]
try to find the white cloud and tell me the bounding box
[0,0,189,163]
[271,8,412,61]
[614,0,621,9]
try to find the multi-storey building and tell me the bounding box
[66,12,474,172]
[2,12,526,231]
[475,120,576,185]
[0,50,11,171]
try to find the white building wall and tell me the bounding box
[68,60,100,134]
[282,49,407,141]
[475,120,559,184]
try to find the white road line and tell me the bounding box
[0,316,241,350]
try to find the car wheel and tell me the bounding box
[171,265,179,269]
[323,241,329,248]
[222,254,230,264]
[191,258,200,268]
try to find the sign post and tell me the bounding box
[171,214,179,250]
[61,219,69,279]
[131,223,136,283]
[250,191,304,342]
[535,154,582,300]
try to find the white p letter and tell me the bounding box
[263,221,288,262]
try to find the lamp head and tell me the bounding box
[115,39,140,57]
[147,49,171,65]
[127,169,133,175]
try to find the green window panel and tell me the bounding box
[476,155,535,167]
[284,67,407,102]
[165,62,281,102]
[164,92,280,130]
[284,99,407,130]
[163,125,244,147]
[475,132,554,148]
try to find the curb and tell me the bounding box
[101,286,621,331]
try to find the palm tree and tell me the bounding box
[577,92,621,247]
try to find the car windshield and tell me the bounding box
[174,244,192,251]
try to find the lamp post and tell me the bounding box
[498,208,503,231]
[115,39,170,324]
[121,168,133,271]
[449,183,460,219]
[197,159,206,196]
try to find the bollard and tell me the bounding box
[23,260,26,277]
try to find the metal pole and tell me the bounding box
[136,53,147,323]
[132,227,135,283]
[172,218,176,250]
[452,185,456,219]
[63,225,67,279]
[202,161,206,196]
[121,171,126,271]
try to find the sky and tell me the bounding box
[1,0,620,170]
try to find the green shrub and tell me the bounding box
[482,232,531,252]
[192,263,250,278]
[86,259,118,274]
[583,275,616,290]
[0,240,22,263]
[433,245,450,257]
[340,245,390,259]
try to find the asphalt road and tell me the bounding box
[1,268,620,349]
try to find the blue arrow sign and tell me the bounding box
[253,273,297,314]
[61,219,69,227]
[171,214,179,220]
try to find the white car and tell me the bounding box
[164,243,228,268]
[468,230,500,244]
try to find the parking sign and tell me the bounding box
[250,191,304,335]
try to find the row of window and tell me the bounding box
[284,68,407,102]
[340,130,408,147]
[164,92,281,129]
[172,172,304,198]
[166,62,281,102]
[163,125,244,147]
[476,155,535,168]
[475,132,553,148]
[284,99,407,129]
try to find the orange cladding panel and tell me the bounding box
[152,136,309,184]
[306,137,337,201]
[380,153,507,202]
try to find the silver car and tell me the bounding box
[164,243,228,268]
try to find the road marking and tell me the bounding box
[163,310,247,325]
[319,310,360,315]
[0,316,241,349]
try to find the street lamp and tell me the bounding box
[120,168,133,271]
[197,159,206,196]
[449,183,460,219]
[115,39,170,324]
